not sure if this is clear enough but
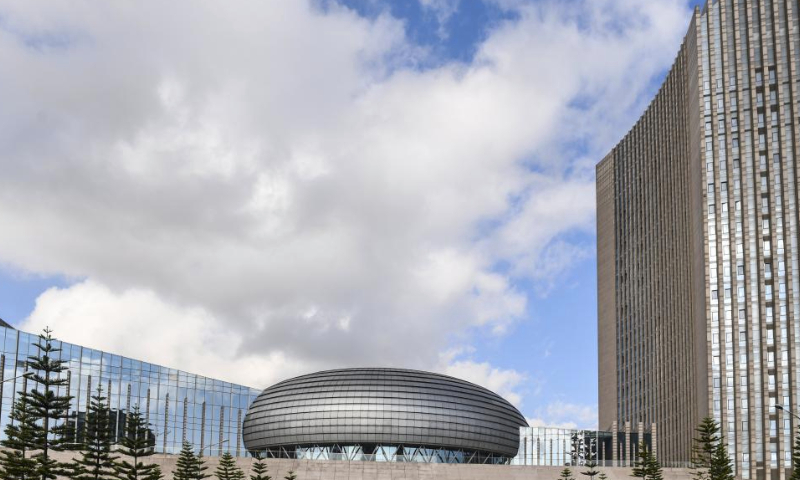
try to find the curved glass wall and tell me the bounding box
[0,325,259,457]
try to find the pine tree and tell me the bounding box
[26,327,73,480]
[709,439,734,480]
[115,405,163,480]
[791,426,800,480]
[598,473,608,480]
[0,391,39,479]
[174,443,197,480]
[632,442,648,480]
[691,417,721,480]
[194,447,211,480]
[173,442,211,480]
[249,457,271,480]
[632,442,662,480]
[283,471,297,480]
[560,467,574,480]
[648,452,664,480]
[581,455,600,480]
[71,386,119,480]
[215,452,245,480]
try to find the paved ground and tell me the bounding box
[45,451,695,480]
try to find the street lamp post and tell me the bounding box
[776,405,800,470]
[2,372,31,383]
[777,405,800,422]
[200,439,228,456]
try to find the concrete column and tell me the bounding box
[651,423,657,460]
[638,421,643,450]
[637,421,644,465]
[612,420,618,467]
[625,421,631,467]
[601,439,605,466]
[523,436,527,466]
[163,392,169,453]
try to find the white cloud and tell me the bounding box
[526,418,579,430]
[1,0,691,417]
[527,401,599,430]
[22,281,302,387]
[438,348,526,408]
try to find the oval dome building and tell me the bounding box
[242,368,528,464]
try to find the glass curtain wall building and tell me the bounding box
[511,426,653,467]
[0,324,259,456]
[597,0,800,478]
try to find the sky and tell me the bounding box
[0,0,707,429]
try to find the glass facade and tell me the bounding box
[0,325,259,457]
[598,1,800,476]
[691,1,798,477]
[511,427,648,467]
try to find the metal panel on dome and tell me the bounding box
[242,368,528,462]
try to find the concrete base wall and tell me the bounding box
[47,451,694,480]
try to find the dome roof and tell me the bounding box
[242,368,528,458]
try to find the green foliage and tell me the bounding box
[0,391,39,480]
[691,416,734,480]
[71,386,119,480]
[598,473,608,480]
[560,467,574,480]
[691,417,720,480]
[631,442,662,480]
[581,457,600,480]
[215,452,245,480]
[709,440,734,480]
[631,446,647,480]
[26,327,73,480]
[283,470,297,480]
[249,458,271,480]
[173,442,211,480]
[115,405,163,480]
[791,427,800,480]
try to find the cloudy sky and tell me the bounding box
[0,0,704,429]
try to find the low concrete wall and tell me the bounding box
[47,451,694,480]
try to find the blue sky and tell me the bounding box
[0,0,705,428]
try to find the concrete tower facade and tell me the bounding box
[597,1,800,479]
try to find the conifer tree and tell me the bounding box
[26,327,73,480]
[173,441,211,480]
[581,455,600,480]
[632,442,647,480]
[215,452,245,480]
[283,471,297,480]
[0,391,39,479]
[791,426,800,480]
[559,467,574,480]
[249,456,271,480]
[632,442,662,480]
[648,452,664,480]
[115,405,163,480]
[598,473,608,480]
[71,386,118,480]
[174,443,198,480]
[709,440,734,480]
[691,417,721,480]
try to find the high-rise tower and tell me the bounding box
[597,2,800,479]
